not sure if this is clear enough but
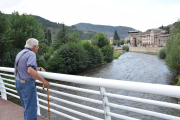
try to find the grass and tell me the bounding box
[113,51,122,59]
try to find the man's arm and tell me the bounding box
[27,67,50,87]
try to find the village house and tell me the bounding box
[125,28,170,47]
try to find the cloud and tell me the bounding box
[132,0,150,4]
[0,0,24,10]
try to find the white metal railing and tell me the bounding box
[0,67,180,120]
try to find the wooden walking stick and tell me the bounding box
[43,85,50,120]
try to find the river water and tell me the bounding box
[8,52,180,120]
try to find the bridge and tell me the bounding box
[0,66,180,120]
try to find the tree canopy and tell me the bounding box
[165,21,180,74]
[91,32,109,48]
[113,29,120,40]
[53,24,69,50]
[0,11,10,63]
[9,12,44,49]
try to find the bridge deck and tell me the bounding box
[0,98,48,120]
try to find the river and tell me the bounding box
[8,52,180,120]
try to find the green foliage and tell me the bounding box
[158,47,166,59]
[9,11,44,49]
[101,45,113,62]
[165,22,180,74]
[47,29,52,46]
[43,46,54,61]
[34,15,62,28]
[82,41,103,68]
[159,25,170,34]
[91,32,109,48]
[0,11,12,65]
[53,24,69,50]
[117,40,121,46]
[2,47,21,67]
[120,40,124,45]
[113,29,120,40]
[113,40,117,46]
[113,40,124,46]
[48,42,89,74]
[68,30,81,43]
[37,56,47,69]
[126,40,130,43]
[113,51,122,59]
[122,45,129,51]
[38,43,49,55]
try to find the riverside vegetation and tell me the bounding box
[0,11,115,74]
[157,21,180,85]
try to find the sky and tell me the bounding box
[1,0,180,32]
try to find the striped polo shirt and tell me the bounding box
[14,48,37,81]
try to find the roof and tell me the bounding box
[146,28,161,32]
[128,31,139,33]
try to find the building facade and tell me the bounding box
[126,29,170,47]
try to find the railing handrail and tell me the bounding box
[1,67,180,98]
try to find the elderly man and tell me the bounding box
[15,38,50,120]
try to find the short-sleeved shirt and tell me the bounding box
[14,48,37,81]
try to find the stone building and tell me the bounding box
[125,29,170,47]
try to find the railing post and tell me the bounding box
[0,75,7,100]
[99,87,111,120]
[37,93,41,115]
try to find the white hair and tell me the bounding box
[24,38,39,49]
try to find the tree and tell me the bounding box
[82,41,103,68]
[126,40,130,43]
[159,25,164,29]
[101,45,113,62]
[9,11,44,49]
[120,40,124,45]
[165,22,180,75]
[0,11,11,65]
[47,29,52,46]
[53,23,68,50]
[48,42,89,74]
[113,40,117,46]
[91,32,109,48]
[113,30,120,40]
[2,45,21,67]
[68,30,81,43]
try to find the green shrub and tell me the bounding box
[165,33,180,74]
[82,41,103,68]
[157,47,166,59]
[101,45,113,62]
[37,57,47,69]
[3,47,21,67]
[113,51,122,59]
[91,32,109,48]
[122,45,129,51]
[48,42,89,74]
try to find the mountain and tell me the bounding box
[4,14,96,40]
[74,23,136,39]
[33,16,97,40]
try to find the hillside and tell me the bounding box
[74,23,136,39]
[33,16,97,40]
[5,14,96,40]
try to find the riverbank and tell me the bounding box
[113,51,122,59]
[129,47,162,55]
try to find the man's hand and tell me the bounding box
[43,80,50,88]
[41,67,46,72]
[28,67,50,87]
